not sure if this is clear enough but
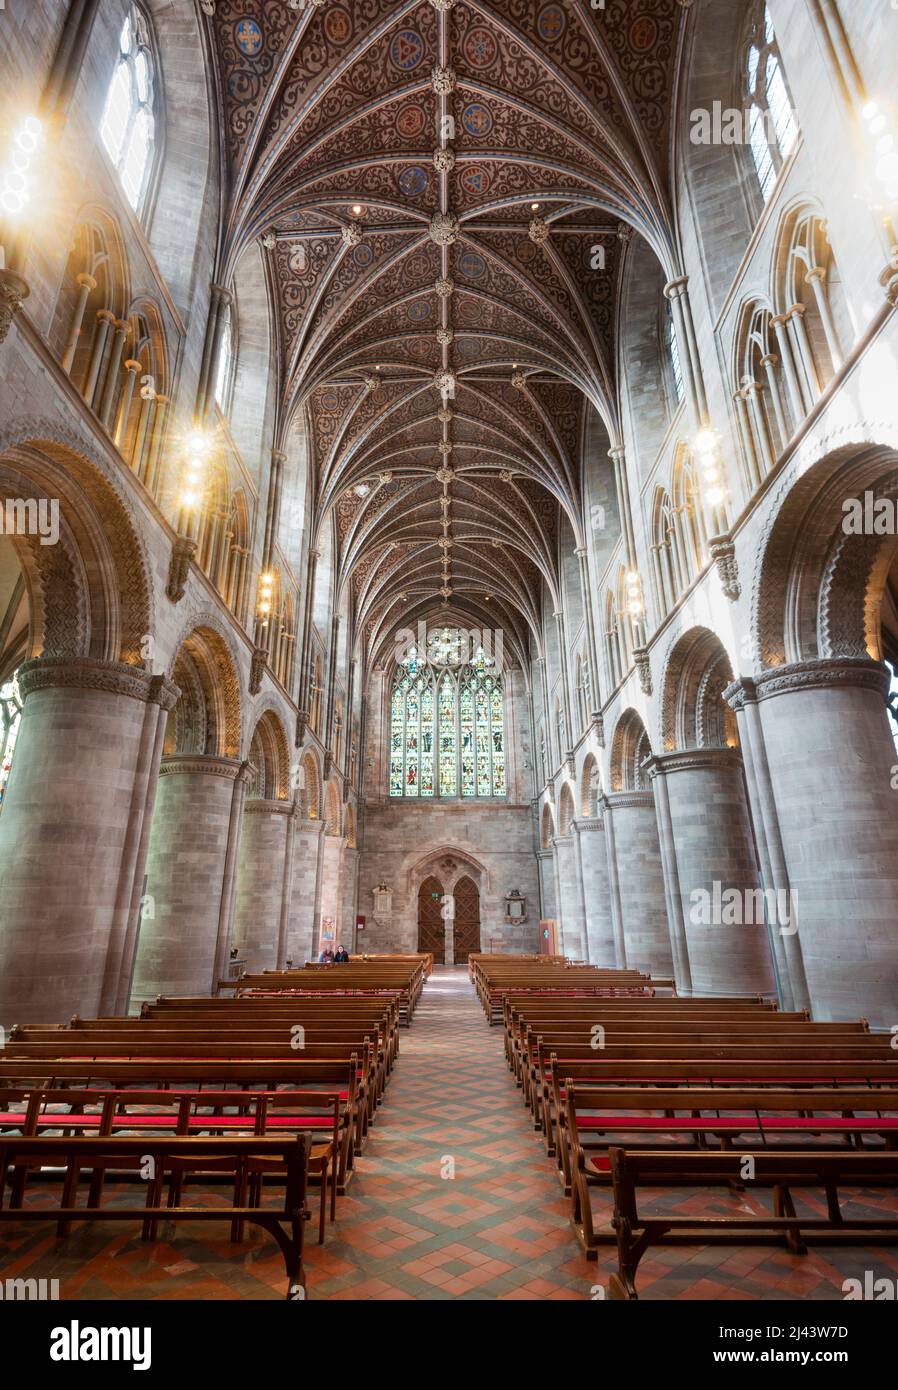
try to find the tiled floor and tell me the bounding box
[4,967,898,1300]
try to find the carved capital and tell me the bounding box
[295,710,309,747]
[633,647,652,695]
[708,533,741,601]
[166,536,197,603]
[17,656,180,709]
[0,269,30,346]
[249,644,268,695]
[160,754,247,780]
[645,747,743,779]
[752,657,891,703]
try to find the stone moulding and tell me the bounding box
[159,754,251,780]
[167,536,197,603]
[709,534,741,601]
[750,657,890,703]
[244,798,294,815]
[602,790,654,809]
[645,747,743,778]
[17,656,180,708]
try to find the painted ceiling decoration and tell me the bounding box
[206,0,686,670]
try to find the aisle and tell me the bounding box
[305,966,591,1299]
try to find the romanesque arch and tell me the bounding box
[165,623,242,759]
[659,627,737,751]
[557,782,575,836]
[580,752,600,816]
[609,708,653,790]
[247,707,291,800]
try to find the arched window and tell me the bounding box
[743,3,798,205]
[0,672,22,811]
[214,305,234,412]
[665,299,685,406]
[100,3,159,214]
[389,630,506,799]
[735,302,792,487]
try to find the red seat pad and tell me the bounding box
[577,1115,761,1131]
[586,1155,612,1172]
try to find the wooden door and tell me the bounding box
[453,875,481,964]
[417,876,445,963]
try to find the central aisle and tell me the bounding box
[305,966,591,1299]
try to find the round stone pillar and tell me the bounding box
[233,799,295,972]
[288,816,324,964]
[603,792,673,978]
[574,818,616,966]
[0,658,177,1022]
[553,834,587,960]
[647,749,776,998]
[132,755,251,1005]
[751,659,898,1025]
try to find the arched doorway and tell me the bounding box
[417,875,445,962]
[453,875,481,964]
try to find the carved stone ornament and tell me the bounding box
[435,276,455,298]
[249,644,267,696]
[437,439,453,455]
[0,269,30,346]
[511,370,528,390]
[341,221,363,248]
[428,0,457,9]
[378,470,393,484]
[709,534,741,601]
[295,710,309,747]
[437,406,453,424]
[166,535,197,603]
[431,65,456,95]
[436,326,454,346]
[633,646,652,695]
[260,233,277,251]
[528,217,550,246]
[592,712,605,747]
[199,0,215,14]
[436,464,454,484]
[362,373,380,392]
[372,884,393,926]
[433,368,456,393]
[433,147,456,174]
[429,212,460,246]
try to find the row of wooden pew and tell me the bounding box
[486,954,898,1299]
[0,955,430,1297]
[468,953,674,1024]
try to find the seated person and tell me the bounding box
[319,947,335,963]
[334,944,350,963]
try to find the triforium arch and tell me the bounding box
[540,802,555,849]
[0,431,152,665]
[246,707,291,800]
[557,782,575,836]
[609,708,653,791]
[659,627,738,751]
[752,443,898,668]
[301,749,320,818]
[165,623,242,758]
[580,752,601,817]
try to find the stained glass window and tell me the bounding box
[390,630,506,798]
[0,673,22,811]
[100,4,158,214]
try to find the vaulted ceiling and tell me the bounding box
[207,0,685,667]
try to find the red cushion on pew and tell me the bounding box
[577,1115,761,1131]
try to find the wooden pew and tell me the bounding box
[0,1134,312,1299]
[604,1147,898,1298]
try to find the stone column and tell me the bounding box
[61,272,96,374]
[724,677,809,1013]
[289,817,325,963]
[603,791,673,978]
[233,799,294,972]
[341,844,359,952]
[574,817,615,966]
[133,755,251,1004]
[0,658,178,1023]
[647,749,776,998]
[750,659,898,1025]
[554,833,587,960]
[98,318,130,430]
[537,846,556,921]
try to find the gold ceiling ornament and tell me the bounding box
[435,276,455,298]
[438,537,455,551]
[260,232,277,250]
[511,370,528,389]
[341,221,363,247]
[440,584,453,599]
[429,211,460,246]
[428,0,458,10]
[378,470,393,484]
[437,406,453,423]
[436,464,454,484]
[431,65,456,95]
[528,216,550,246]
[433,147,456,174]
[438,440,453,455]
[199,0,215,14]
[362,373,380,392]
[499,469,515,483]
[436,326,454,346]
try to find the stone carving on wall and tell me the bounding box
[372,882,392,926]
[504,889,527,924]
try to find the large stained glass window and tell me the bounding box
[390,631,506,798]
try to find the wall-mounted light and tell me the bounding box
[694,426,726,508]
[258,571,274,623]
[179,428,213,512]
[625,569,643,619]
[0,116,44,222]
[862,101,898,206]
